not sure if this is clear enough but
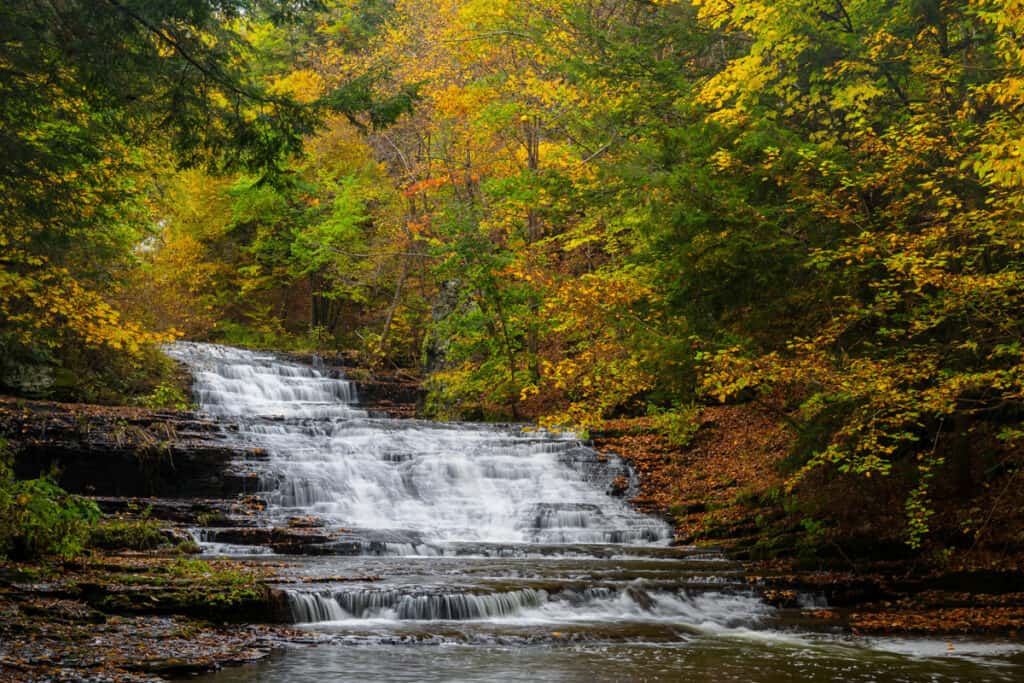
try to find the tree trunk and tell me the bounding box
[379,256,409,356]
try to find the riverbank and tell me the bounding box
[0,555,310,681]
[2,553,1020,682]
[1,351,1021,681]
[594,398,1024,636]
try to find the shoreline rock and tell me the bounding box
[0,556,312,682]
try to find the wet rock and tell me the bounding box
[198,526,343,554]
[0,587,292,682]
[288,516,326,528]
[266,587,297,623]
[77,581,278,623]
[90,497,256,526]
[751,574,893,607]
[625,586,656,611]
[134,657,212,676]
[18,598,106,625]
[761,589,800,608]
[1,397,247,498]
[609,475,629,497]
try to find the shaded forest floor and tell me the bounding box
[594,399,1024,635]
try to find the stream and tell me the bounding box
[165,343,1024,682]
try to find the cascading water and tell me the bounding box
[167,343,1024,683]
[165,342,670,548]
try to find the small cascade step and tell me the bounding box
[280,578,773,627]
[287,587,548,622]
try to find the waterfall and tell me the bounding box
[285,588,550,622]
[165,342,671,546]
[281,584,774,626]
[166,347,1024,682]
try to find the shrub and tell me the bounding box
[0,441,100,560]
[88,517,169,551]
[648,403,702,448]
[137,382,191,411]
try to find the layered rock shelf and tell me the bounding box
[1,397,255,498]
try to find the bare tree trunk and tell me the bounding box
[525,115,542,379]
[310,273,321,329]
[379,255,409,356]
[490,290,519,420]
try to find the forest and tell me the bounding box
[1,2,1024,676]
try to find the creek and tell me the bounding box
[164,343,1023,682]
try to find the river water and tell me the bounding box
[165,343,1024,682]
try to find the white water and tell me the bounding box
[165,342,670,546]
[285,584,771,628]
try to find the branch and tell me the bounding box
[102,0,280,107]
[326,247,436,260]
[833,0,854,33]
[442,30,536,46]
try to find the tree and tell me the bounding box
[692,0,1024,545]
[0,1,321,399]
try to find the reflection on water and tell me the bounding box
[196,638,1024,683]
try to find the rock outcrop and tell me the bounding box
[0,397,257,498]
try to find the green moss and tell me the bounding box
[175,540,202,555]
[83,559,272,621]
[88,517,169,551]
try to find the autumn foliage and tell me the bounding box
[2,0,1022,552]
